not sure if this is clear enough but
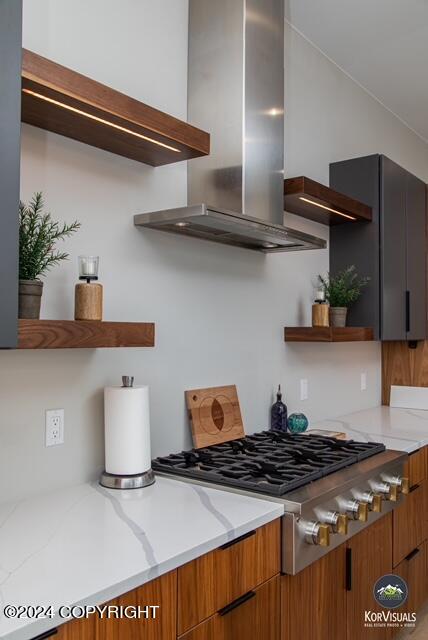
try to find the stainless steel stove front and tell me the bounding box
[282,449,408,574]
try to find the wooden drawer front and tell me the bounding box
[178,519,280,634]
[56,616,95,639]
[393,481,427,566]
[405,448,427,486]
[97,571,176,640]
[281,544,346,640]
[394,542,428,614]
[178,575,279,640]
[347,514,393,640]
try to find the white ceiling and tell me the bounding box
[285,0,428,143]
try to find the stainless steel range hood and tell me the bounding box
[134,0,326,253]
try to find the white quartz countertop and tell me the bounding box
[3,405,426,640]
[0,477,283,640]
[313,405,428,453]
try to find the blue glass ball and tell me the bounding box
[288,413,309,433]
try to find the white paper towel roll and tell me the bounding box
[104,382,151,475]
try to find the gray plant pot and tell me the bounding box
[18,279,43,319]
[329,306,348,328]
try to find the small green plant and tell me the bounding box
[318,265,370,308]
[19,192,81,280]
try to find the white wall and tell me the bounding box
[1,2,427,503]
[284,22,428,186]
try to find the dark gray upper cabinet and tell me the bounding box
[380,157,407,340]
[406,170,427,341]
[0,0,22,348]
[330,154,427,341]
[329,155,381,335]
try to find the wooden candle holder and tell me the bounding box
[75,282,103,321]
[312,303,329,327]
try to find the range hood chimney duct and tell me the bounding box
[135,0,326,252]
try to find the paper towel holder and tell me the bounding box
[100,469,155,490]
[100,374,155,490]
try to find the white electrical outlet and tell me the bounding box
[361,372,367,392]
[45,409,64,447]
[300,379,308,401]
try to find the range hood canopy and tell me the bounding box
[134,0,326,253]
[135,205,326,252]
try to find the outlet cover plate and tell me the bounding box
[45,409,64,447]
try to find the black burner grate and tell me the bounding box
[152,431,386,496]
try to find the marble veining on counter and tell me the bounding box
[313,405,428,453]
[0,477,283,640]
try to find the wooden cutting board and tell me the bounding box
[306,429,347,440]
[185,385,245,449]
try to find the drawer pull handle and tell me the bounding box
[32,630,58,640]
[346,548,352,591]
[406,290,410,334]
[405,547,420,562]
[218,591,256,616]
[409,483,420,493]
[219,530,256,550]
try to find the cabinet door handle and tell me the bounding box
[346,548,352,591]
[405,547,420,562]
[409,483,420,493]
[219,530,256,550]
[32,630,58,640]
[406,290,410,334]
[218,590,256,616]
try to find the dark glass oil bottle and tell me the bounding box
[270,385,288,432]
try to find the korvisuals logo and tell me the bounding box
[364,574,415,630]
[373,575,408,609]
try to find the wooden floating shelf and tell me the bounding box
[21,49,210,167]
[284,177,372,225]
[18,320,155,349]
[284,326,374,343]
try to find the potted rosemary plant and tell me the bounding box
[318,266,370,327]
[19,193,80,319]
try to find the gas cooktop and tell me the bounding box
[152,431,386,497]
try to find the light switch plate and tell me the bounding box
[361,372,367,391]
[300,379,308,401]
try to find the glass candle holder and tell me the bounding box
[314,287,325,303]
[78,256,99,282]
[75,256,103,321]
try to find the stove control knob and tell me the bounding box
[373,481,397,502]
[324,511,348,535]
[304,521,330,546]
[337,513,349,535]
[346,499,368,522]
[362,492,383,513]
[390,476,410,496]
[401,477,410,495]
[371,493,383,512]
[390,484,398,502]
